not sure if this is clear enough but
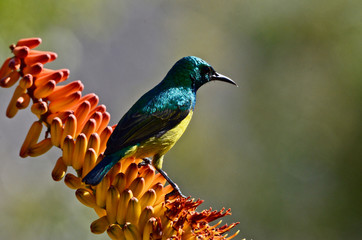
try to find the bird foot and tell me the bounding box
[165,188,187,200]
[156,167,187,200]
[139,159,187,200]
[138,157,152,168]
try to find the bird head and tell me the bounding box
[164,56,237,91]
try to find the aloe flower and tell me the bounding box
[0,38,241,239]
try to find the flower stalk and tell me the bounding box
[0,38,241,239]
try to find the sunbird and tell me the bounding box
[83,56,236,197]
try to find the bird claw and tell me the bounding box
[165,189,187,200]
[138,157,152,168]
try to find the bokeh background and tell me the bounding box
[0,1,361,239]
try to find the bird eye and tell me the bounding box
[200,65,211,76]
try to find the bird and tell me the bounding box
[82,56,237,198]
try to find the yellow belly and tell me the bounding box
[127,110,193,160]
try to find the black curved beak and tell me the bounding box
[211,72,238,87]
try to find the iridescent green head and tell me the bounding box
[164,56,237,91]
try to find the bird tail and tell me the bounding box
[82,152,123,185]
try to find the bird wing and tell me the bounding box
[104,106,190,155]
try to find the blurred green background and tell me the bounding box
[0,1,361,239]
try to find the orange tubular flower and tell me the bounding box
[0,38,241,239]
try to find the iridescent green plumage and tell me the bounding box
[83,56,236,197]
